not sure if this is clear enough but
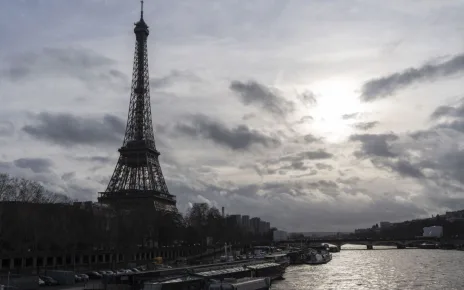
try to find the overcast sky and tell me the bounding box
[2,0,464,232]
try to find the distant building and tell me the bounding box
[380,222,392,229]
[241,215,250,231]
[423,226,443,237]
[250,217,261,233]
[259,221,266,234]
[229,214,242,227]
[265,222,270,232]
[273,230,288,242]
[445,210,464,222]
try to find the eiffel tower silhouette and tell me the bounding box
[98,1,176,211]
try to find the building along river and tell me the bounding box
[272,245,464,290]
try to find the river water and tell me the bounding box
[272,245,464,290]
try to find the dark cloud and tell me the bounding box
[75,156,113,163]
[174,114,280,151]
[374,159,425,179]
[315,163,333,171]
[22,112,125,147]
[150,70,201,90]
[0,121,14,136]
[410,129,439,140]
[61,172,75,181]
[292,150,333,161]
[229,80,294,117]
[342,113,359,120]
[248,149,332,177]
[0,47,127,88]
[436,120,464,133]
[297,90,317,105]
[438,150,464,184]
[429,99,464,133]
[430,99,464,120]
[308,180,339,197]
[354,121,379,131]
[303,134,319,143]
[336,176,361,185]
[242,113,256,121]
[429,99,464,134]
[278,161,310,173]
[274,150,333,168]
[296,116,314,124]
[13,158,53,173]
[350,133,398,158]
[390,160,425,179]
[361,53,464,101]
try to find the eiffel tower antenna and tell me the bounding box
[98,2,177,211]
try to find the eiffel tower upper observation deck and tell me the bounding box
[98,1,177,211]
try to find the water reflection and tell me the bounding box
[272,245,464,290]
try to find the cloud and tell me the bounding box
[303,134,320,143]
[174,114,280,151]
[374,159,425,179]
[315,163,334,171]
[353,121,379,131]
[429,99,464,134]
[74,156,113,163]
[61,172,75,181]
[430,99,464,120]
[0,47,126,89]
[0,121,14,136]
[229,80,294,117]
[297,90,317,105]
[242,113,256,121]
[22,112,126,147]
[342,113,359,120]
[151,70,201,90]
[361,53,464,101]
[296,116,314,125]
[13,158,53,173]
[294,150,333,160]
[350,133,398,158]
[259,150,333,174]
[0,159,100,201]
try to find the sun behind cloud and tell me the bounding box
[309,78,368,143]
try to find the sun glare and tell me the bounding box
[303,78,367,143]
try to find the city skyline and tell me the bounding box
[1,0,464,232]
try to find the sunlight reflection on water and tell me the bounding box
[272,246,464,290]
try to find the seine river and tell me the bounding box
[272,245,464,290]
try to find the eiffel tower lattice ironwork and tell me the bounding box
[98,1,176,211]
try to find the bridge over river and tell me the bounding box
[277,236,444,250]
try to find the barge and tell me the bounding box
[101,260,285,290]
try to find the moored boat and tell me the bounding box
[208,277,271,290]
[264,253,290,267]
[304,249,332,265]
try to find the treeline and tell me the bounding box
[0,173,272,256]
[352,215,464,239]
[0,173,73,203]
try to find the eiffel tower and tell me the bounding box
[98,1,176,211]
